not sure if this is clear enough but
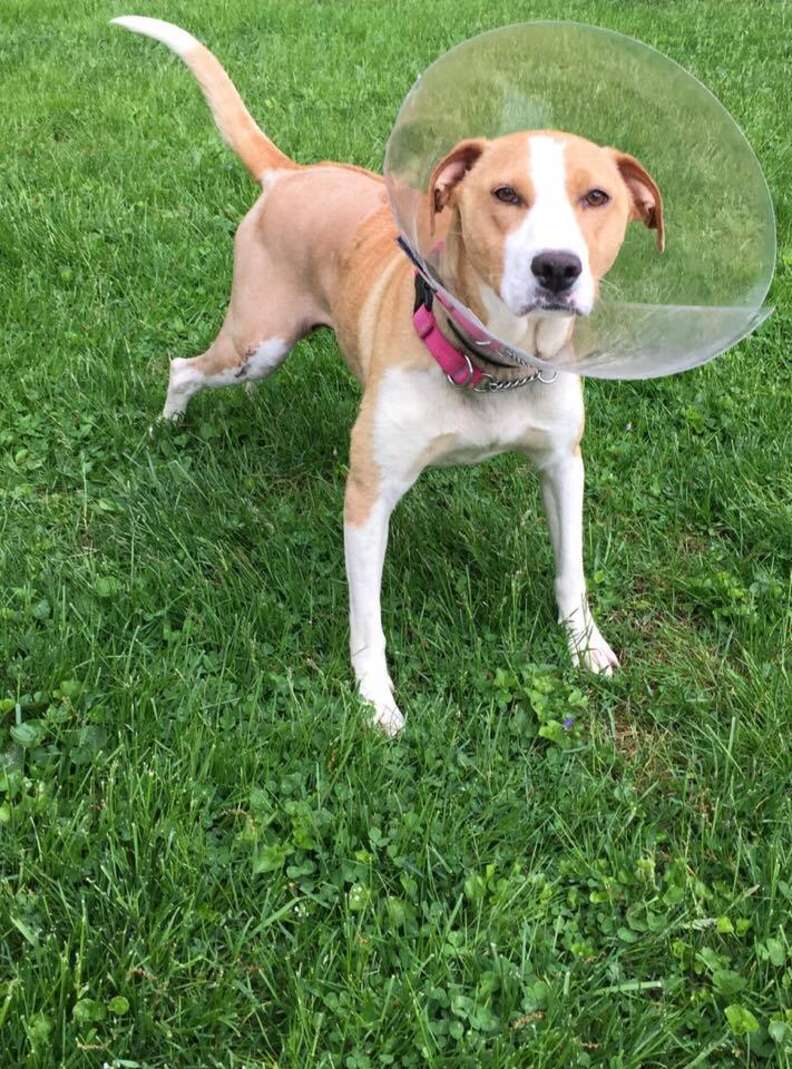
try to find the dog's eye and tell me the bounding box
[582,188,610,208]
[493,186,522,206]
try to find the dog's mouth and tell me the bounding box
[518,296,588,317]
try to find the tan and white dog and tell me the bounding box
[114,17,665,735]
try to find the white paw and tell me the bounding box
[573,633,620,676]
[155,408,185,427]
[149,411,183,437]
[356,675,405,736]
[370,701,405,737]
[563,610,620,676]
[161,358,200,420]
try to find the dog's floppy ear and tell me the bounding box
[611,151,665,253]
[429,138,487,227]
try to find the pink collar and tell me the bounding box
[412,293,554,392]
[400,239,557,392]
[413,302,487,388]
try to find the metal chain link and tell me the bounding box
[472,367,558,392]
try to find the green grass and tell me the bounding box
[1,0,790,1065]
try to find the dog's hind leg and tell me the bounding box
[161,328,291,420]
[161,204,315,421]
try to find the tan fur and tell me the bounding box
[178,44,296,179]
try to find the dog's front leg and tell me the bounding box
[344,466,412,736]
[537,447,619,675]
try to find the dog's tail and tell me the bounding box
[111,16,297,181]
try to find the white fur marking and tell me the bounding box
[246,337,288,379]
[373,365,583,472]
[161,337,288,420]
[537,449,619,675]
[369,367,615,675]
[345,502,405,736]
[501,137,595,318]
[161,358,203,419]
[111,16,200,58]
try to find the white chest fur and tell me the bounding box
[373,365,584,477]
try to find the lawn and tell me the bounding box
[1,0,790,1065]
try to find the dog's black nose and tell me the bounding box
[531,251,582,295]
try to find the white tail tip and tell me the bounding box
[111,15,200,58]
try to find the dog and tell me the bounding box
[113,16,664,735]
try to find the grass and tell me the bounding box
[0,0,790,1065]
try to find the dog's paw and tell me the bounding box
[149,410,185,437]
[564,614,620,677]
[357,677,405,736]
[158,407,187,425]
[370,701,405,737]
[574,634,620,676]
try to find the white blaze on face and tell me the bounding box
[501,136,595,317]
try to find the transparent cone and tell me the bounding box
[385,22,775,380]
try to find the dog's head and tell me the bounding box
[430,130,664,322]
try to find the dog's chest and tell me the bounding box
[374,367,584,473]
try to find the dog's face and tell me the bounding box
[430,131,664,320]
